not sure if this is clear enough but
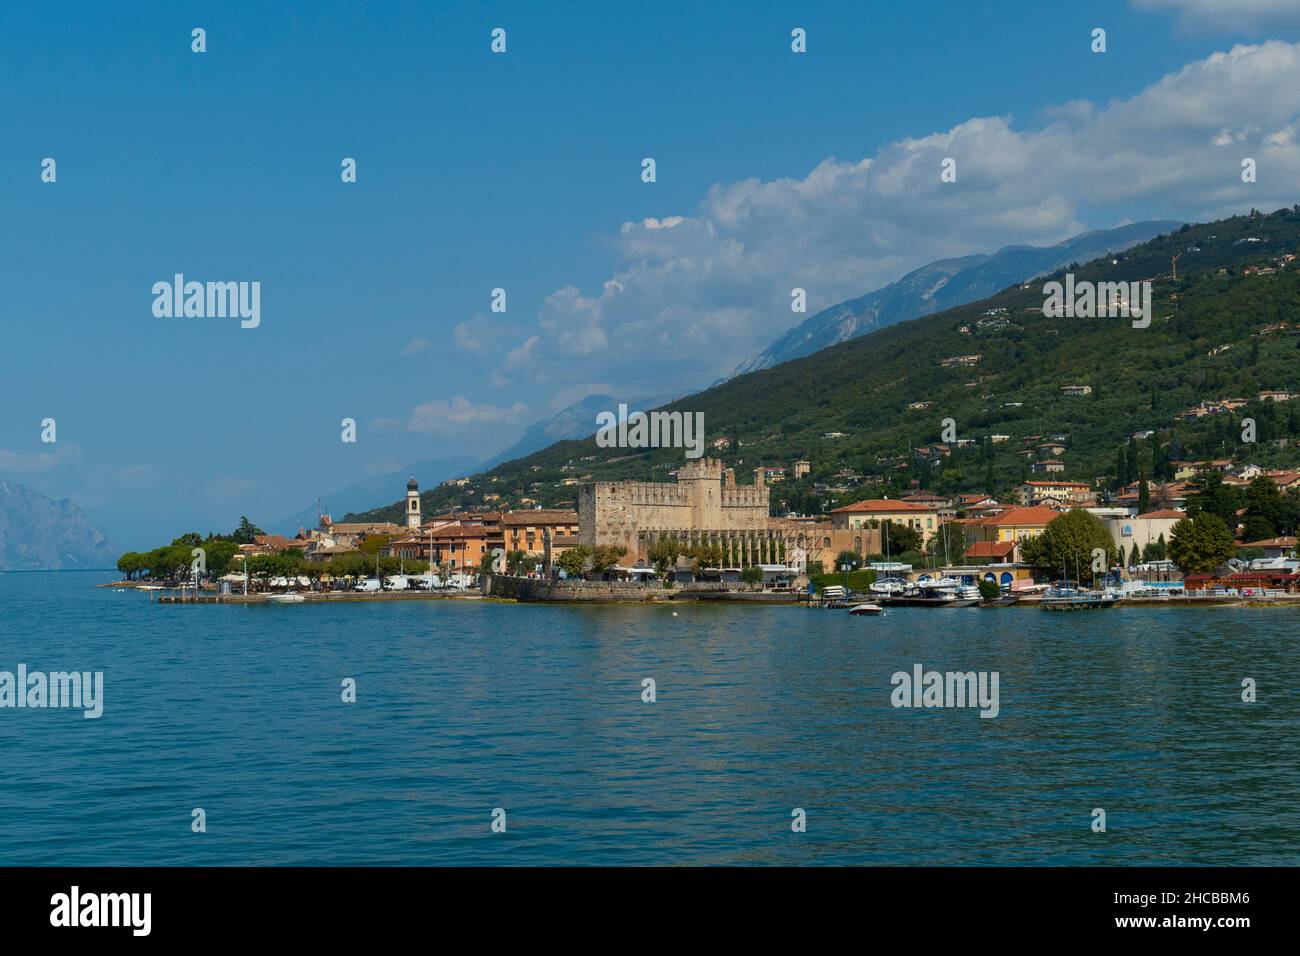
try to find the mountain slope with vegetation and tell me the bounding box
[352,206,1300,524]
[731,220,1180,375]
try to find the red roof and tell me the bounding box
[1237,536,1297,548]
[975,506,1062,526]
[964,541,1016,559]
[1136,509,1186,519]
[831,499,936,514]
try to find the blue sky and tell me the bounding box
[4,0,1300,550]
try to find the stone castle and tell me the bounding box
[579,458,821,568]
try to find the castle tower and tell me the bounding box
[406,476,421,529]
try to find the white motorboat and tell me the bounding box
[848,603,884,616]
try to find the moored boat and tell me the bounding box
[848,603,884,616]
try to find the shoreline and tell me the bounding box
[99,579,1300,608]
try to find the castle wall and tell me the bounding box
[579,458,777,562]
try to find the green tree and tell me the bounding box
[834,550,861,571]
[231,516,264,545]
[647,537,682,576]
[1169,512,1236,574]
[557,545,591,577]
[1022,509,1116,580]
[589,544,627,573]
[1185,473,1242,530]
[880,520,922,555]
[740,566,763,585]
[1242,476,1296,538]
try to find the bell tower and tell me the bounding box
[406,477,421,529]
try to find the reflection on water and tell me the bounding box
[1,572,1297,865]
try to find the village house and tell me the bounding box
[1030,459,1066,474]
[960,506,1061,564]
[1090,508,1185,559]
[955,494,1001,516]
[830,499,944,537]
[1237,536,1297,558]
[501,510,581,558]
[1015,480,1091,506]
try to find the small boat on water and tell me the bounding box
[848,603,884,616]
[883,580,982,608]
[267,593,307,604]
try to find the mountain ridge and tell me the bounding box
[732,221,1182,376]
[348,205,1300,524]
[0,480,118,570]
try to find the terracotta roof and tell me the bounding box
[1136,509,1186,519]
[831,499,936,514]
[1237,536,1297,548]
[500,510,579,526]
[1020,480,1090,488]
[329,522,402,534]
[964,541,1016,559]
[428,525,489,541]
[976,506,1062,527]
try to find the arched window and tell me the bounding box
[823,537,831,548]
[854,536,862,553]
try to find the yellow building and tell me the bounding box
[961,506,1060,562]
[830,499,943,535]
[1015,480,1091,506]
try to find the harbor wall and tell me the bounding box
[482,574,795,603]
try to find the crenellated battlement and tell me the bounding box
[578,457,771,555]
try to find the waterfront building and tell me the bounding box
[830,498,942,535]
[501,510,580,559]
[1090,508,1185,559]
[961,506,1060,563]
[578,458,837,569]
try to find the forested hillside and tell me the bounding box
[352,205,1300,523]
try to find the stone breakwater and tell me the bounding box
[482,575,799,604]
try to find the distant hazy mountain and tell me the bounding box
[0,480,117,570]
[271,455,480,535]
[479,392,680,470]
[732,220,1182,375]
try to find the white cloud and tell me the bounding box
[400,337,430,357]
[0,444,79,474]
[407,396,528,434]
[490,41,1300,401]
[1133,0,1300,30]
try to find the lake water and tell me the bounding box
[1,571,1296,865]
